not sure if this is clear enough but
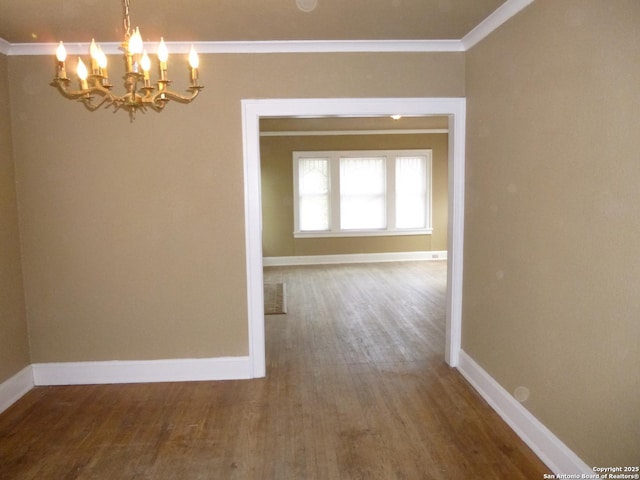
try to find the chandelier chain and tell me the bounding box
[123,0,132,38]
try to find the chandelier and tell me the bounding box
[51,0,203,120]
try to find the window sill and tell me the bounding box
[294,229,432,239]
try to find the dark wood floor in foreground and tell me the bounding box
[0,261,550,479]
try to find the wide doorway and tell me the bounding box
[242,98,466,378]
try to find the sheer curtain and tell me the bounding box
[339,157,386,230]
[298,157,330,231]
[396,156,427,229]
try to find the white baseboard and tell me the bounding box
[32,356,252,386]
[457,350,592,476]
[263,250,447,267]
[0,365,35,415]
[4,350,590,477]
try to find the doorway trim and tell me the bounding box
[242,98,466,378]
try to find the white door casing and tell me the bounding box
[241,98,466,378]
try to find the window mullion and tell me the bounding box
[293,156,301,233]
[329,155,341,233]
[426,153,433,231]
[387,156,396,231]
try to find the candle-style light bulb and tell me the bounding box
[55,41,67,79]
[96,46,108,84]
[89,38,99,74]
[127,27,144,73]
[77,57,89,90]
[141,50,151,72]
[188,45,199,69]
[128,27,143,55]
[140,50,151,87]
[89,39,98,57]
[188,45,199,86]
[97,46,107,70]
[157,37,169,82]
[158,38,168,64]
[56,41,67,62]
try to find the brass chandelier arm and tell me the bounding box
[51,77,116,112]
[52,76,204,119]
[147,86,204,107]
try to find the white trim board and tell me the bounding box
[0,37,10,55]
[263,251,447,267]
[0,357,252,409]
[457,351,592,476]
[461,0,535,50]
[32,357,251,386]
[260,129,449,137]
[0,366,35,415]
[1,0,535,56]
[242,97,466,378]
[3,40,464,56]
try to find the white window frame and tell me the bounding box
[293,149,432,238]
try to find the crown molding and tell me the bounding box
[462,0,535,50]
[0,37,10,55]
[1,0,534,56]
[3,39,464,56]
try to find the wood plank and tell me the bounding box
[0,261,550,479]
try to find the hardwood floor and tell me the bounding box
[0,261,550,479]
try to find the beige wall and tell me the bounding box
[260,133,448,257]
[0,54,30,383]
[464,0,640,466]
[4,2,639,467]
[8,52,464,363]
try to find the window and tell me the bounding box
[297,157,330,231]
[293,149,432,237]
[340,156,386,230]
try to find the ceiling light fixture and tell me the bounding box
[296,0,318,13]
[51,0,203,120]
